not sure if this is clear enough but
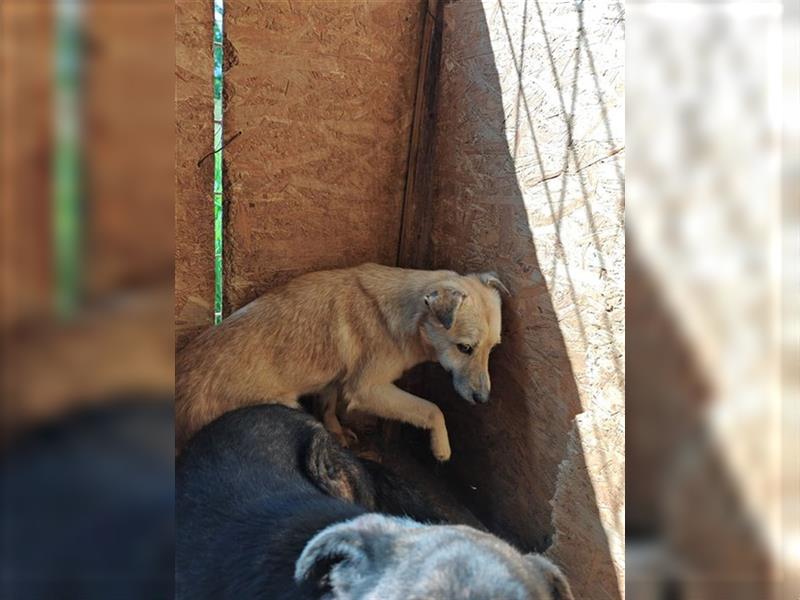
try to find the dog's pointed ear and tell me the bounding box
[424,287,466,329]
[477,272,510,296]
[525,554,574,600]
[295,515,412,593]
[294,524,364,593]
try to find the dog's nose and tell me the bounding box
[472,391,490,404]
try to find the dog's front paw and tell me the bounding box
[433,447,451,462]
[429,414,452,461]
[432,437,451,462]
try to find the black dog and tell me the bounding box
[2,399,174,599]
[176,404,573,599]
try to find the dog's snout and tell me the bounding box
[472,390,490,404]
[473,373,491,404]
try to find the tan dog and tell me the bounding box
[175,263,507,460]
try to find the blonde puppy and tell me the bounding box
[176,263,507,460]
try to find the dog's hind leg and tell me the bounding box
[320,386,357,448]
[348,383,451,461]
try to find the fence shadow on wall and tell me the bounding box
[627,242,773,599]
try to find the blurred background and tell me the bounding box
[0,0,797,599]
[1,1,174,597]
[627,0,798,598]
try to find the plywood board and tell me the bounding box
[83,2,175,298]
[222,0,426,311]
[175,0,215,349]
[422,0,625,596]
[0,2,54,327]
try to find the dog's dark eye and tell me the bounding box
[457,343,474,355]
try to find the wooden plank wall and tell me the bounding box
[176,1,428,347]
[0,2,54,327]
[83,2,175,299]
[2,1,174,323]
[176,1,216,348]
[396,0,442,269]
[221,0,426,313]
[419,0,625,597]
[2,2,175,429]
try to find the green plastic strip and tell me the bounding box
[213,0,224,324]
[54,0,82,318]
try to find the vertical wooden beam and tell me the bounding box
[396,0,443,269]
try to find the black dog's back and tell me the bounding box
[177,405,575,600]
[176,405,366,599]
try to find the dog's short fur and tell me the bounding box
[297,516,574,600]
[176,404,573,600]
[176,263,507,459]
